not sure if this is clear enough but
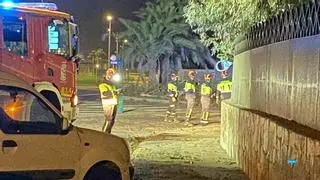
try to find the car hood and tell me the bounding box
[74,126,131,162]
[75,126,127,147]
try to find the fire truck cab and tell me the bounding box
[0,2,80,122]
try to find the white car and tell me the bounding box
[0,71,134,180]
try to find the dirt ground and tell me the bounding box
[74,91,248,180]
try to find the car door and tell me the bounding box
[0,85,81,179]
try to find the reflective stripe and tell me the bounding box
[217,80,232,93]
[202,112,209,120]
[205,112,209,120]
[186,109,193,118]
[102,98,117,105]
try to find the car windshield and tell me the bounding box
[48,19,70,58]
[0,85,60,134]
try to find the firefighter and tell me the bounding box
[184,70,197,126]
[98,68,119,134]
[164,72,179,123]
[216,70,232,105]
[200,74,216,125]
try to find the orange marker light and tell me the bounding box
[10,106,15,112]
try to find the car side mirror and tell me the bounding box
[72,35,80,57]
[69,22,80,58]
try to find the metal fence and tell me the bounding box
[239,1,320,54]
[78,62,152,89]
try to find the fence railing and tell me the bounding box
[77,69,151,88]
[237,1,320,54]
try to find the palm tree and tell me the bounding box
[120,0,217,87]
[87,48,106,76]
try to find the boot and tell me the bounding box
[164,111,171,122]
[200,119,209,126]
[200,112,209,125]
[185,122,194,126]
[184,118,193,126]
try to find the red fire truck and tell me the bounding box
[0,2,80,121]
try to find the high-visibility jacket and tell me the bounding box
[99,81,117,99]
[217,80,232,93]
[168,81,178,97]
[184,80,196,94]
[201,82,213,96]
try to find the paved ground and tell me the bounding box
[74,89,248,180]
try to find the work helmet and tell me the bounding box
[204,74,213,81]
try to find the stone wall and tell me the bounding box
[221,101,320,180]
[232,34,320,131]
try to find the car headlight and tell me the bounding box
[112,73,121,82]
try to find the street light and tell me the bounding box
[106,15,113,66]
[107,15,113,21]
[95,64,100,82]
[124,39,128,43]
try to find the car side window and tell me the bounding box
[0,86,61,134]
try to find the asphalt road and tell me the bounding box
[75,88,248,180]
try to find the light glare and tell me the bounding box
[112,73,121,82]
[1,1,15,9]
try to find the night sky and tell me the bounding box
[23,0,147,55]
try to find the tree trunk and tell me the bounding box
[147,60,158,88]
[202,48,217,68]
[190,49,207,69]
[176,54,183,70]
[137,60,144,75]
[156,58,161,84]
[180,47,186,62]
[161,55,171,88]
